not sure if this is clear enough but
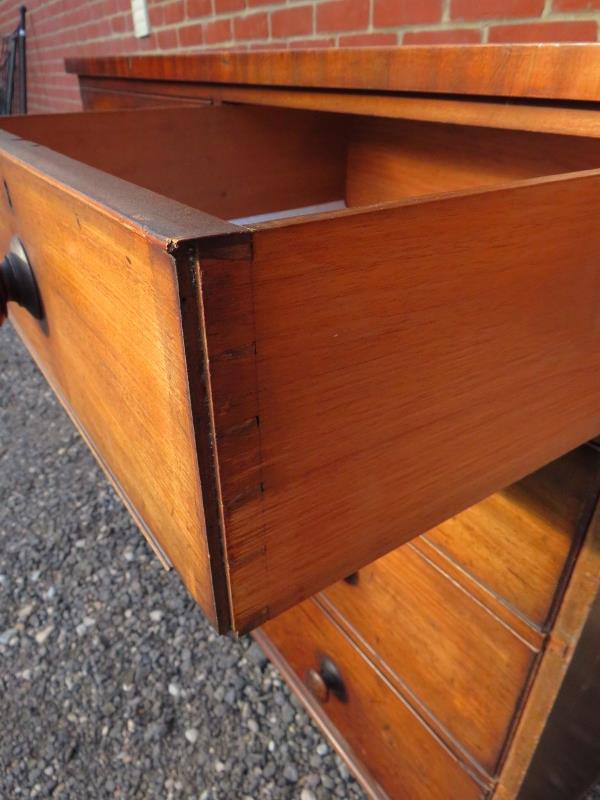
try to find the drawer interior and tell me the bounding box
[2,104,600,226]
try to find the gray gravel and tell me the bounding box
[0,322,365,799]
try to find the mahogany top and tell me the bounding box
[65,45,600,104]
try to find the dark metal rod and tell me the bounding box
[18,5,26,114]
[5,34,15,115]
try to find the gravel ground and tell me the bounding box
[0,323,366,799]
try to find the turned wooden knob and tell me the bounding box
[306,667,329,702]
[0,237,43,326]
[305,656,347,703]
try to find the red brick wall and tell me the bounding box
[0,0,598,112]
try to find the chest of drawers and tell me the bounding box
[2,45,599,798]
[2,45,600,636]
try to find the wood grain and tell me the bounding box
[0,126,242,630]
[516,594,600,800]
[261,598,488,800]
[225,170,600,630]
[494,492,600,800]
[5,65,600,637]
[253,625,390,800]
[346,117,600,205]
[77,77,600,139]
[13,105,599,225]
[0,105,347,221]
[198,242,268,629]
[66,45,600,102]
[321,542,539,775]
[424,446,600,629]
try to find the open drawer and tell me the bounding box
[1,103,600,633]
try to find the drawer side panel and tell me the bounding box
[238,170,600,630]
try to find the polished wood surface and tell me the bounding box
[76,76,600,139]
[425,447,600,628]
[517,592,600,800]
[9,101,600,632]
[261,598,487,800]
[8,105,599,224]
[346,118,600,205]
[15,45,600,798]
[0,105,347,222]
[0,125,242,630]
[229,170,600,629]
[321,544,538,774]
[8,49,599,637]
[318,446,600,775]
[494,491,600,799]
[257,446,600,799]
[66,45,600,102]
[253,625,390,800]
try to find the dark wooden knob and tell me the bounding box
[305,656,347,703]
[306,667,329,702]
[0,237,43,326]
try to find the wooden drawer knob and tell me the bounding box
[0,238,43,326]
[305,656,347,703]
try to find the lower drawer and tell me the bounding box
[425,446,600,629]
[260,598,488,800]
[321,544,538,775]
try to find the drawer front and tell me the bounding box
[322,544,538,774]
[425,446,600,628]
[0,123,239,631]
[261,599,487,800]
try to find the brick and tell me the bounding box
[451,0,544,20]
[339,32,398,45]
[110,36,139,53]
[233,12,269,40]
[215,0,245,12]
[289,37,336,48]
[163,1,185,24]
[110,14,133,34]
[373,0,442,27]
[250,42,288,49]
[317,0,370,32]
[178,21,205,46]
[489,20,598,41]
[247,0,277,5]
[187,0,213,18]
[403,27,482,43]
[157,27,179,48]
[56,9,87,30]
[553,0,600,8]
[136,32,160,50]
[271,6,313,39]
[148,4,164,26]
[203,17,232,44]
